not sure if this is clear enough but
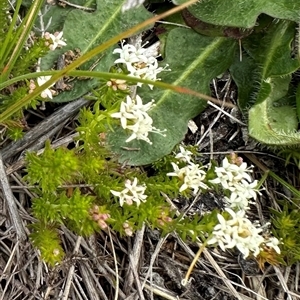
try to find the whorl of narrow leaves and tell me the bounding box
[25,141,79,192]
[30,223,65,266]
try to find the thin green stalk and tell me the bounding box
[1,0,44,81]
[244,153,300,198]
[0,0,22,69]
[268,170,300,198]
[0,70,235,109]
[0,0,198,122]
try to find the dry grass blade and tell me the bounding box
[1,98,88,161]
[62,236,82,300]
[0,153,26,240]
[124,223,145,295]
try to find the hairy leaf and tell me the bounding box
[231,21,298,110]
[177,0,300,28]
[248,77,300,146]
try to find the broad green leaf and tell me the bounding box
[242,21,299,78]
[230,52,257,110]
[37,0,96,33]
[107,28,236,166]
[41,0,153,103]
[231,20,300,109]
[231,20,300,146]
[178,0,300,28]
[248,77,300,146]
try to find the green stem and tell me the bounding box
[244,153,300,198]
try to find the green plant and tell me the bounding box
[271,201,300,265]
[1,0,300,269]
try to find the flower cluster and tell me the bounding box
[208,154,281,258]
[207,208,280,258]
[36,75,55,99]
[30,31,67,99]
[167,146,208,194]
[111,40,168,144]
[111,95,166,144]
[113,40,169,89]
[110,177,147,207]
[210,155,259,211]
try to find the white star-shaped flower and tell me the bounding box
[37,75,55,99]
[175,145,193,164]
[49,31,67,51]
[110,177,147,207]
[167,162,208,194]
[113,41,169,89]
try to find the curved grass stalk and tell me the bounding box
[0,70,236,109]
[0,0,44,81]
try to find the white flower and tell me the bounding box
[113,40,169,89]
[175,145,193,164]
[265,237,281,254]
[224,194,250,211]
[167,162,186,179]
[126,114,153,144]
[110,177,147,207]
[209,156,259,210]
[210,157,253,188]
[111,96,138,129]
[37,75,55,99]
[113,43,145,70]
[111,95,165,144]
[224,180,259,210]
[48,31,67,50]
[122,0,146,12]
[167,162,208,194]
[208,208,278,258]
[234,179,259,200]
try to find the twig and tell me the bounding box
[124,223,145,293]
[1,98,88,161]
[207,100,246,126]
[296,263,299,292]
[129,254,145,300]
[0,153,26,240]
[143,282,179,300]
[201,247,244,300]
[61,236,82,300]
[141,235,169,300]
[77,264,100,300]
[274,266,293,300]
[0,242,19,300]
[58,0,95,11]
[108,227,119,300]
